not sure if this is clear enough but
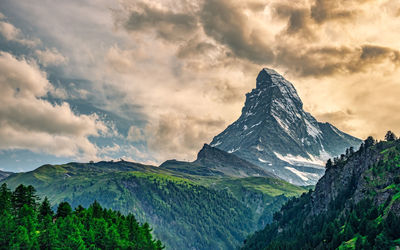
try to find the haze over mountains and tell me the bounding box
[211,68,361,185]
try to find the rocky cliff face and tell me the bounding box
[211,68,361,185]
[242,138,400,250]
[311,140,400,217]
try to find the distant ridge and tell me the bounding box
[160,143,276,178]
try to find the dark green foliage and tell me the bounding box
[385,131,397,142]
[38,197,53,221]
[1,160,306,249]
[0,184,163,250]
[56,201,72,218]
[242,139,400,250]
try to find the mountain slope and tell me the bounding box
[0,170,12,181]
[242,137,400,249]
[211,68,361,185]
[160,144,276,178]
[2,159,307,250]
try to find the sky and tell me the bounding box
[1,0,400,172]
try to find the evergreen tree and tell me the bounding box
[384,131,397,141]
[0,184,164,250]
[11,225,31,249]
[0,183,11,212]
[38,216,60,250]
[364,136,375,148]
[326,159,333,169]
[56,201,72,218]
[39,197,53,222]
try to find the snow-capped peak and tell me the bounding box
[210,68,362,185]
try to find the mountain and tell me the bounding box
[160,144,276,178]
[2,157,307,250]
[0,170,12,181]
[211,68,361,185]
[242,137,400,249]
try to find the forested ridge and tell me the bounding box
[0,183,163,249]
[2,160,306,249]
[242,132,400,250]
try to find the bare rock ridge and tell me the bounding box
[210,68,361,185]
[160,143,276,178]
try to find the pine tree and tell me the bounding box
[56,201,72,218]
[326,159,333,169]
[38,216,60,249]
[364,136,375,148]
[385,131,397,141]
[0,211,15,248]
[11,225,31,249]
[0,183,11,213]
[39,197,53,222]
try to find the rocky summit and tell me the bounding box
[211,68,361,185]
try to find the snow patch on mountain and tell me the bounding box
[284,166,320,181]
[228,147,240,153]
[304,119,321,138]
[210,141,222,147]
[274,152,325,167]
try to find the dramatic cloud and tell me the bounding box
[105,0,400,160]
[275,45,400,77]
[0,52,106,159]
[3,0,400,166]
[200,0,275,64]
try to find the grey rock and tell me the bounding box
[211,68,361,185]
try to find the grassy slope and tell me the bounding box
[2,161,306,249]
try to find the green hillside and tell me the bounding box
[2,161,306,249]
[242,135,400,250]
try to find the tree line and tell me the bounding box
[0,183,163,249]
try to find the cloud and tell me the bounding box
[144,114,225,160]
[275,45,400,77]
[35,48,68,66]
[0,51,106,159]
[0,18,39,47]
[273,4,313,38]
[310,0,368,24]
[106,0,400,161]
[200,0,275,64]
[127,126,145,142]
[4,0,400,164]
[122,2,198,42]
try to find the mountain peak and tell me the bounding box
[253,68,303,109]
[210,68,361,185]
